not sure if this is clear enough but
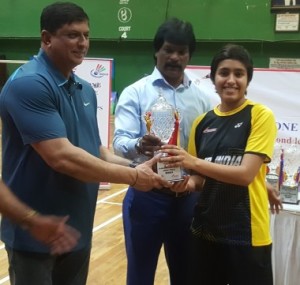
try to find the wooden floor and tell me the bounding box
[0,183,169,284]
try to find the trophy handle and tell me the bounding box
[168,110,180,145]
[144,111,152,135]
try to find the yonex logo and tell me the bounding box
[234,122,243,128]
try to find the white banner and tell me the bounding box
[185,66,300,148]
[186,66,300,193]
[74,58,113,147]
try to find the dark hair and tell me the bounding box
[210,44,253,84]
[40,2,89,33]
[153,18,196,58]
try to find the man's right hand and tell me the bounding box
[137,134,163,157]
[134,155,172,191]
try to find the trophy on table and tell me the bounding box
[144,90,183,182]
[278,144,300,204]
[266,142,281,191]
[266,143,300,204]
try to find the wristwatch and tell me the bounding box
[135,137,142,154]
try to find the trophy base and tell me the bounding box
[280,184,299,205]
[156,161,183,182]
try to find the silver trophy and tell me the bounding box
[144,91,183,181]
[266,142,281,191]
[279,144,300,204]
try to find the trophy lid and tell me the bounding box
[147,91,175,143]
[151,93,174,112]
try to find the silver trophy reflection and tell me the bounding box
[144,91,183,181]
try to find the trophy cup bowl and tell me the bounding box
[145,93,183,182]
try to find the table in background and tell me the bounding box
[271,194,300,285]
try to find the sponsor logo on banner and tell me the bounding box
[90,64,108,78]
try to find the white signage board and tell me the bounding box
[74,58,113,148]
[185,65,300,146]
[74,58,113,189]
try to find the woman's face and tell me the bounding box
[214,59,248,111]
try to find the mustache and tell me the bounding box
[165,63,182,70]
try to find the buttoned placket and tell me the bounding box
[66,80,79,121]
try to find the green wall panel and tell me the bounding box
[1,0,300,41]
[0,0,168,40]
[167,0,300,41]
[1,39,299,93]
[0,0,299,92]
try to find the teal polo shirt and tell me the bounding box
[0,49,101,252]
